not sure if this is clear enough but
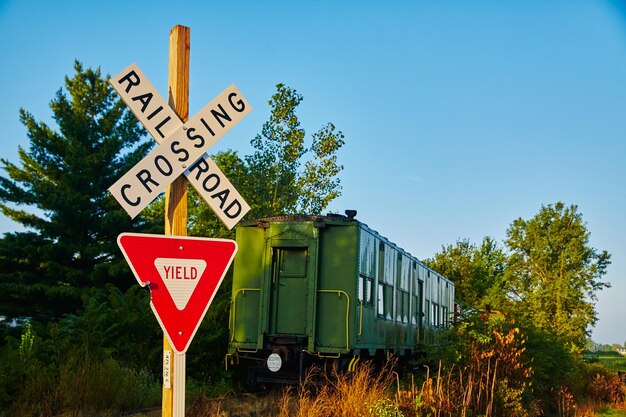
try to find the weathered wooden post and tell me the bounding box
[163,24,190,417]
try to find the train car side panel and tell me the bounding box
[355,228,379,352]
[230,226,266,349]
[315,222,359,353]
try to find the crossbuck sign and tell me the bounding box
[108,64,251,229]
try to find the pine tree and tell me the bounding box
[0,61,155,320]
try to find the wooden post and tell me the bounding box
[163,24,190,417]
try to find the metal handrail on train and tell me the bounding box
[317,290,350,352]
[230,288,261,342]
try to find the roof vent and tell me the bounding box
[345,209,357,219]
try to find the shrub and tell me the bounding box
[0,291,162,417]
[581,363,625,404]
[424,311,535,417]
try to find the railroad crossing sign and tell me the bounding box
[117,233,237,354]
[107,63,251,229]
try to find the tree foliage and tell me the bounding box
[429,202,610,348]
[244,83,344,218]
[428,202,613,410]
[0,61,156,320]
[505,202,611,346]
[426,237,506,309]
[188,83,345,237]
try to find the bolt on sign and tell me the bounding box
[108,63,252,229]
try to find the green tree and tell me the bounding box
[505,202,611,347]
[187,83,345,237]
[244,83,344,217]
[426,236,506,309]
[0,61,155,321]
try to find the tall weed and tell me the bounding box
[420,312,535,417]
[277,360,396,417]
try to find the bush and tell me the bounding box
[56,354,160,414]
[424,311,535,416]
[0,288,163,417]
[581,363,626,404]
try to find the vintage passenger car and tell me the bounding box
[226,212,455,383]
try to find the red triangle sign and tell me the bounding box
[117,233,237,354]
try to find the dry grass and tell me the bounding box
[277,360,396,417]
[126,356,626,417]
[573,401,626,417]
[177,360,396,416]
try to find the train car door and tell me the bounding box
[269,247,309,335]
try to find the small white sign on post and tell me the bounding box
[163,349,172,389]
[108,64,251,228]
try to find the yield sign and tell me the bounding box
[117,232,237,354]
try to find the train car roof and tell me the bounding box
[239,213,355,226]
[238,213,453,285]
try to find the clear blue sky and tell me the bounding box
[0,1,624,345]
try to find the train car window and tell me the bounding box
[431,273,440,305]
[399,290,409,323]
[404,291,410,323]
[417,281,424,327]
[384,248,398,286]
[359,232,378,279]
[384,284,393,320]
[399,256,410,291]
[358,276,364,301]
[383,247,396,285]
[358,276,374,307]
[396,253,402,289]
[377,283,384,316]
[377,281,393,320]
[279,247,307,277]
[378,242,385,284]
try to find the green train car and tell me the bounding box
[226,212,455,383]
